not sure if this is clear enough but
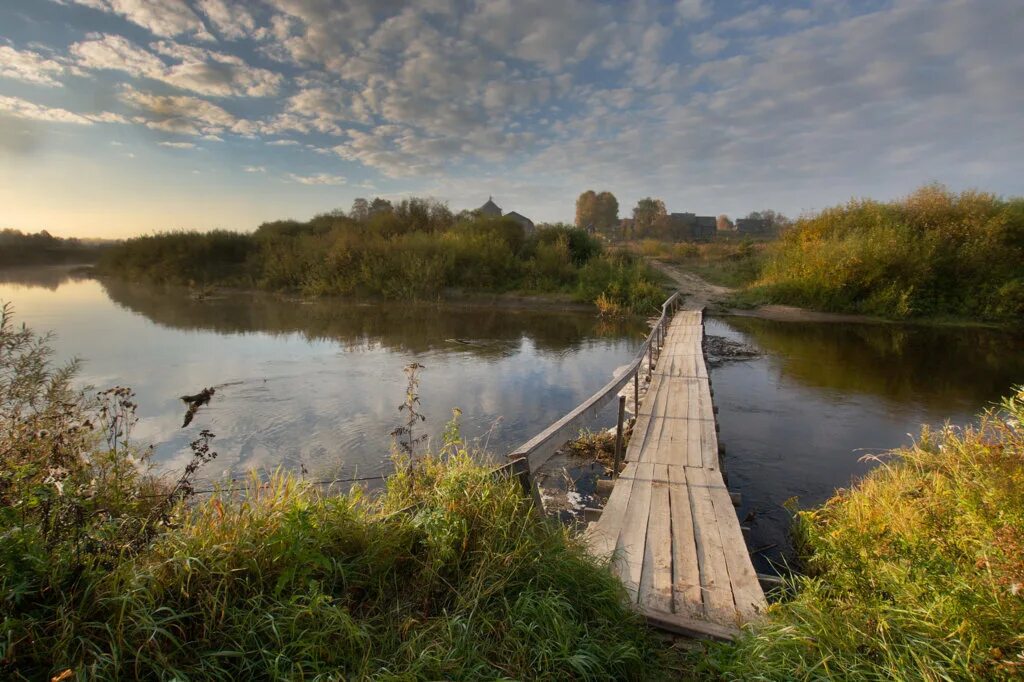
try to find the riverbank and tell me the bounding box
[652,259,1018,330]
[693,388,1024,680]
[96,209,670,316]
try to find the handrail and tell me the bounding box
[507,290,684,476]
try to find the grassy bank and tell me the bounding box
[0,307,672,680]
[697,388,1024,680]
[636,237,767,289]
[751,185,1024,322]
[97,201,667,315]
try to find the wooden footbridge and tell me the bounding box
[500,293,764,639]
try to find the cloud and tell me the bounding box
[158,141,196,148]
[71,34,282,97]
[195,0,256,40]
[288,172,346,185]
[0,45,69,87]
[690,32,728,57]
[676,0,710,21]
[0,94,125,124]
[61,0,212,39]
[120,86,258,136]
[243,165,266,172]
[267,139,299,146]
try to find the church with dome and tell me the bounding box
[476,197,535,235]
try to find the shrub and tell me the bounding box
[754,185,1024,321]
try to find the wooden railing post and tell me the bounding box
[613,395,626,478]
[633,369,639,416]
[511,455,545,514]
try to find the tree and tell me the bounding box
[369,197,393,214]
[717,214,734,231]
[632,197,667,238]
[350,198,369,221]
[595,192,619,236]
[745,209,789,233]
[575,190,597,229]
[576,190,620,237]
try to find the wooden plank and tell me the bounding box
[641,608,739,642]
[585,461,638,559]
[639,463,673,614]
[687,466,736,625]
[668,465,703,620]
[705,472,766,622]
[687,380,702,468]
[698,382,719,470]
[615,461,655,601]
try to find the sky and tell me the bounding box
[0,0,1021,238]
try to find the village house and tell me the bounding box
[476,197,535,235]
[667,212,717,241]
[735,217,770,235]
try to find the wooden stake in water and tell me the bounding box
[613,395,626,478]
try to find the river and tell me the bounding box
[3,265,1022,572]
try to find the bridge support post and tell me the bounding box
[613,395,626,478]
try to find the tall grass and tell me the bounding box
[0,309,671,680]
[753,185,1024,322]
[98,205,667,315]
[700,388,1024,680]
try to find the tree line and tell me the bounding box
[0,229,112,266]
[97,197,666,315]
[573,191,786,241]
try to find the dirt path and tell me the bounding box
[650,260,887,324]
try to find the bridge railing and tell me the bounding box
[500,290,684,512]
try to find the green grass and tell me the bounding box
[693,388,1024,680]
[4,458,677,680]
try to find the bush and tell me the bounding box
[753,185,1024,322]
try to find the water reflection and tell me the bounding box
[1,269,645,488]
[708,316,1024,574]
[98,278,644,358]
[724,316,1024,412]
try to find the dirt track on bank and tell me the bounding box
[650,260,887,324]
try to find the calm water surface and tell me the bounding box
[4,267,1023,573]
[708,315,1024,572]
[0,267,646,483]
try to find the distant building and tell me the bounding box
[667,212,717,241]
[736,218,769,235]
[503,211,535,235]
[478,196,502,218]
[695,216,716,240]
[476,197,534,235]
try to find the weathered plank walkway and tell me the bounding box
[585,309,765,639]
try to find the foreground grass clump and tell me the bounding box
[703,388,1024,680]
[0,308,665,680]
[752,184,1024,322]
[23,459,661,680]
[98,199,667,315]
